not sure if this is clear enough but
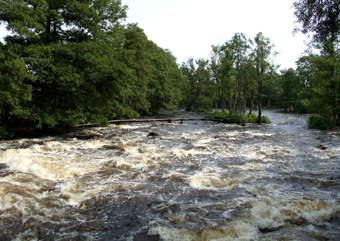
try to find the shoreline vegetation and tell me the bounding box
[1,0,339,138]
[205,111,270,124]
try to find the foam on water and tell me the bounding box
[149,195,340,241]
[0,110,339,240]
[188,173,239,190]
[84,140,106,148]
[0,148,102,180]
[149,220,258,241]
[172,148,209,158]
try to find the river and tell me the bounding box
[0,110,339,240]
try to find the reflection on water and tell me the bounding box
[0,110,339,240]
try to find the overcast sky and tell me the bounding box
[121,0,309,70]
[0,0,309,70]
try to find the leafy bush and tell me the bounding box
[308,116,335,130]
[205,111,270,124]
[261,116,271,124]
[295,98,311,113]
[0,125,9,139]
[248,113,258,123]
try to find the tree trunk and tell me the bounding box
[221,81,226,112]
[333,110,340,128]
[241,91,247,114]
[248,90,254,116]
[236,88,242,114]
[257,79,263,123]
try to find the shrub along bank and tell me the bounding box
[206,111,270,124]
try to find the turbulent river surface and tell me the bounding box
[0,110,340,241]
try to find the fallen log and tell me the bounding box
[109,118,219,123]
[75,118,224,128]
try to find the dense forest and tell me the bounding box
[0,0,339,138]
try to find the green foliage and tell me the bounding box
[260,115,271,124]
[210,33,257,114]
[308,116,335,130]
[3,0,339,137]
[0,120,12,139]
[0,0,184,138]
[248,113,258,123]
[252,32,277,123]
[293,0,340,44]
[295,52,340,128]
[146,40,183,114]
[180,58,214,112]
[293,0,340,128]
[205,111,270,124]
[210,43,235,111]
[180,32,277,123]
[276,68,311,113]
[295,97,311,113]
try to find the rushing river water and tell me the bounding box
[0,110,339,241]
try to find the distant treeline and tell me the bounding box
[180,0,340,130]
[0,0,339,138]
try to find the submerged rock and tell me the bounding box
[0,163,8,170]
[147,132,159,137]
[317,144,327,150]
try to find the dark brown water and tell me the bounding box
[0,110,339,240]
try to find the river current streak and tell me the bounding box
[0,110,339,240]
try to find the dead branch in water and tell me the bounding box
[75,118,224,128]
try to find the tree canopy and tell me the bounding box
[0,0,183,137]
[293,0,340,44]
[293,0,340,128]
[1,0,339,137]
[180,32,277,124]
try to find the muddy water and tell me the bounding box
[0,110,339,240]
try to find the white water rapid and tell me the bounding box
[0,110,339,240]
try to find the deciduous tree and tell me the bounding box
[251,32,277,123]
[294,0,340,127]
